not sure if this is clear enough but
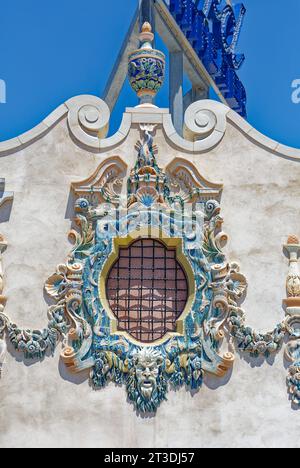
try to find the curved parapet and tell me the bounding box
[0,96,300,160]
[0,95,132,154]
[163,100,228,152]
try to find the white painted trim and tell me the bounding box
[227,110,300,160]
[0,96,132,154]
[0,104,68,154]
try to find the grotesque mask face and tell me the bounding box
[126,348,167,413]
[133,349,163,399]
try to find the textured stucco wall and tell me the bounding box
[0,110,300,449]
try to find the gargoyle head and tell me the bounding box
[126,348,167,413]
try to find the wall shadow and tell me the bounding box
[58,359,90,385]
[204,367,233,390]
[0,200,13,223]
[65,189,76,221]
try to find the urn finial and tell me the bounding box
[128,22,165,107]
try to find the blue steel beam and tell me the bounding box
[167,0,247,117]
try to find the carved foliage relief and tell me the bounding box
[0,126,299,413]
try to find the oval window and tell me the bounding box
[106,239,188,343]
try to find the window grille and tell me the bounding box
[106,239,188,343]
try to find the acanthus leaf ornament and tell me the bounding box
[2,127,300,412]
[1,128,300,411]
[0,124,300,413]
[0,124,238,414]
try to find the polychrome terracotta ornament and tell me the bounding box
[128,22,165,106]
[0,131,299,413]
[0,123,239,414]
[0,23,299,416]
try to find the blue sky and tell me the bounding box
[0,0,299,148]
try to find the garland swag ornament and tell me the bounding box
[0,22,298,414]
[0,126,233,413]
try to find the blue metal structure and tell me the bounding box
[167,0,247,117]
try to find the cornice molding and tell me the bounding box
[0,95,299,160]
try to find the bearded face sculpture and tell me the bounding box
[135,350,162,399]
[126,348,167,413]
